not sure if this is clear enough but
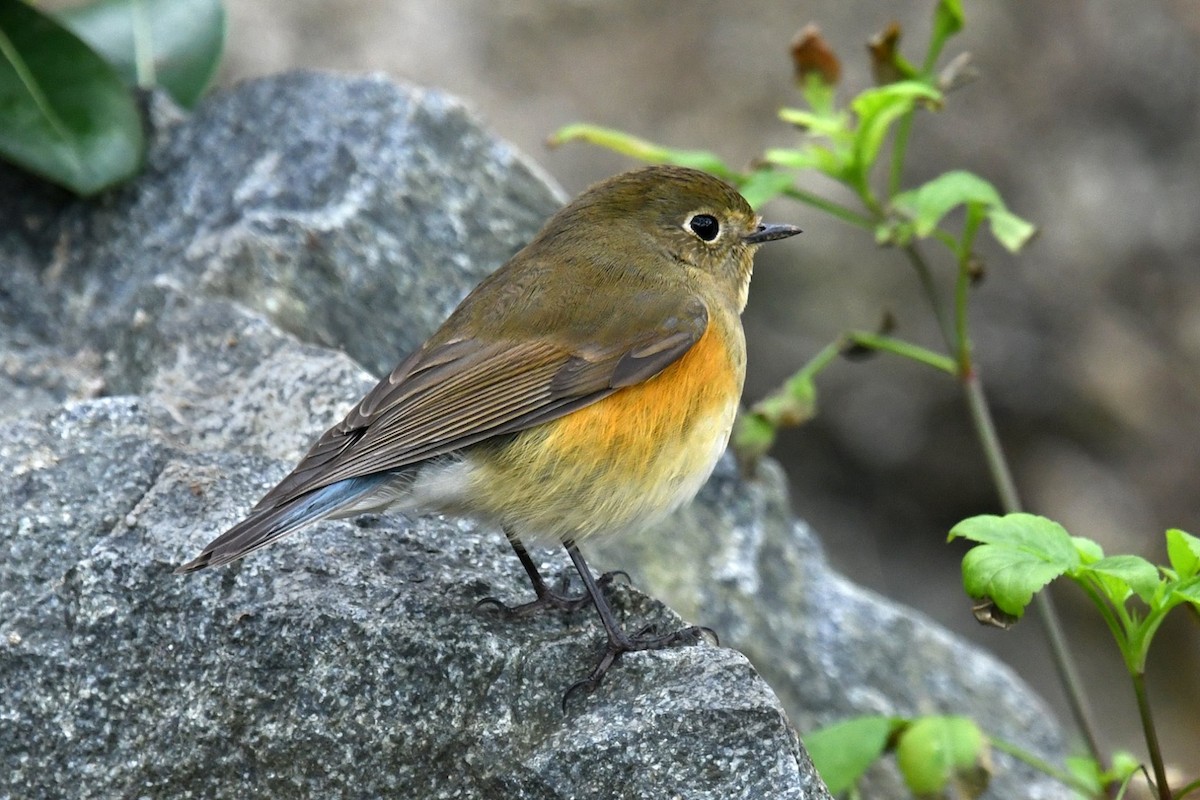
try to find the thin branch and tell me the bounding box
[1132,671,1172,800]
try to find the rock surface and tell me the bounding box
[1,73,825,800]
[1,72,1070,798]
[2,396,819,799]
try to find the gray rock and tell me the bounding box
[0,73,827,799]
[592,459,1074,799]
[1,395,819,800]
[0,70,1076,799]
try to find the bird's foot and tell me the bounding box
[475,570,629,618]
[561,623,718,712]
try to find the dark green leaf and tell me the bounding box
[804,715,896,795]
[1166,528,1200,579]
[57,0,226,109]
[895,716,988,798]
[0,0,144,195]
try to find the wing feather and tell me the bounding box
[253,296,709,512]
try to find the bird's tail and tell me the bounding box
[175,474,396,573]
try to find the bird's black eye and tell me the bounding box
[688,214,720,242]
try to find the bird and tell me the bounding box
[177,164,801,704]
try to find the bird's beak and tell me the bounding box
[743,223,803,244]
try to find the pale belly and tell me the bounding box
[422,395,737,543]
[405,317,744,542]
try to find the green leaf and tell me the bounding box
[762,146,822,171]
[986,206,1037,252]
[1065,756,1104,797]
[1166,528,1200,579]
[779,105,848,139]
[765,143,847,182]
[949,513,1077,559]
[960,546,1069,619]
[752,377,818,428]
[732,412,776,466]
[1173,575,1200,612]
[1072,536,1104,564]
[1083,555,1161,604]
[776,102,855,183]
[951,514,1079,617]
[929,0,965,62]
[895,716,988,798]
[799,71,837,116]
[892,171,1036,253]
[850,81,941,181]
[805,715,896,795]
[1108,750,1141,782]
[875,218,914,247]
[893,171,994,237]
[737,168,794,209]
[0,0,144,195]
[549,124,731,176]
[56,0,226,109]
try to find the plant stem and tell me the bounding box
[1173,777,1200,800]
[131,0,157,88]
[962,367,1107,765]
[961,370,1020,513]
[902,243,956,352]
[1036,590,1107,771]
[989,734,1096,794]
[844,331,957,374]
[890,240,1105,761]
[889,111,915,198]
[780,186,876,230]
[1132,672,1171,800]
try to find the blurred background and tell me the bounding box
[214,0,1199,775]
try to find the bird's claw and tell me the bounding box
[475,569,628,619]
[560,623,713,712]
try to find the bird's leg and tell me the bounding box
[475,531,625,618]
[560,539,716,711]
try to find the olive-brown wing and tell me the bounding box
[250,297,710,512]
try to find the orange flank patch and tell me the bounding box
[549,321,736,459]
[466,320,742,541]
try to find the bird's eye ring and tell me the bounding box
[687,214,720,242]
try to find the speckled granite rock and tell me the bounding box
[0,73,828,800]
[1,394,819,799]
